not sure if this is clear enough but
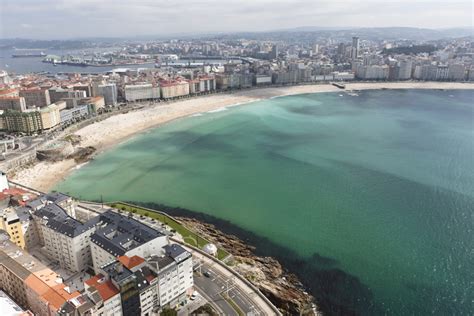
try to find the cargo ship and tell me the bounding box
[12,52,46,58]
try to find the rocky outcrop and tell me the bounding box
[67,146,96,163]
[36,135,96,164]
[178,217,318,315]
[36,140,74,161]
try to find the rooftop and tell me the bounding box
[101,260,133,283]
[84,274,119,301]
[90,210,162,257]
[164,243,191,263]
[118,255,145,270]
[33,203,99,238]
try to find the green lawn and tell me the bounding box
[109,202,229,260]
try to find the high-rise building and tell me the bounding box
[19,88,51,108]
[351,37,360,61]
[270,44,279,59]
[398,60,413,80]
[97,84,118,106]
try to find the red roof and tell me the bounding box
[0,88,18,96]
[0,96,21,100]
[85,274,119,301]
[118,255,145,270]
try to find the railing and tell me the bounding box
[8,180,45,195]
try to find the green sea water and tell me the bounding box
[56,90,474,315]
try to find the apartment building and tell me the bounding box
[0,97,27,112]
[0,231,81,316]
[59,104,89,125]
[0,207,38,250]
[124,84,160,102]
[40,104,61,130]
[48,87,86,104]
[0,109,43,134]
[19,88,51,108]
[188,76,217,94]
[28,194,99,273]
[148,244,193,307]
[159,80,190,99]
[90,211,168,274]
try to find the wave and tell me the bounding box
[73,161,90,170]
[207,107,228,113]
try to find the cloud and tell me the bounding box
[0,0,472,39]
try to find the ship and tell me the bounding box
[12,52,46,58]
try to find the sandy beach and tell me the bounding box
[12,81,474,192]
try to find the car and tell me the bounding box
[190,291,199,300]
[203,271,212,278]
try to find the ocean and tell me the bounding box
[56,89,474,315]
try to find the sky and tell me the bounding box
[0,0,473,39]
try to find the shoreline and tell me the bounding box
[11,81,474,191]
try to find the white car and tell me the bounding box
[190,291,199,301]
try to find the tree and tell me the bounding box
[160,308,177,316]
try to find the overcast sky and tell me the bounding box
[1,0,473,39]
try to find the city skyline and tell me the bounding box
[1,0,473,39]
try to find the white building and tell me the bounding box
[148,244,194,307]
[0,172,8,191]
[254,75,272,85]
[31,201,98,272]
[356,65,389,80]
[351,37,360,61]
[90,211,168,274]
[159,80,190,99]
[124,84,160,102]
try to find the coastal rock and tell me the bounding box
[36,140,74,161]
[177,217,317,315]
[67,146,96,163]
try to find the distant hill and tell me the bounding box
[277,26,473,40]
[1,27,472,48]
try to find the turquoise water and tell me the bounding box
[57,90,474,315]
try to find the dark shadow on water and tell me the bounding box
[126,201,379,316]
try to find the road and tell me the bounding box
[194,271,239,315]
[194,262,263,315]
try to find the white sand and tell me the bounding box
[12,81,474,192]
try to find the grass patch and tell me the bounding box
[110,202,230,260]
